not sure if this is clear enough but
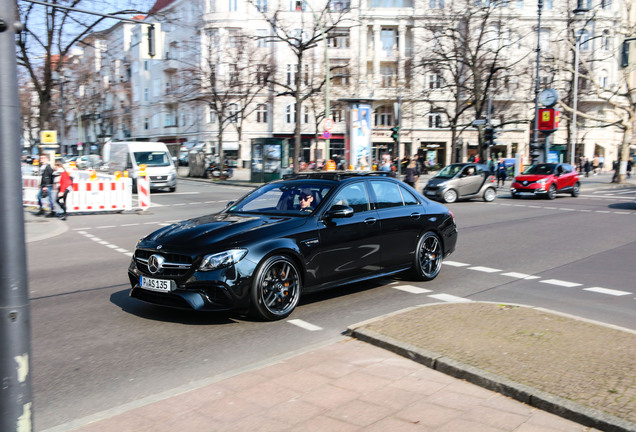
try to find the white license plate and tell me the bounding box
[139,276,174,292]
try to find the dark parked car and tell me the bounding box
[129,172,458,320]
[510,163,580,200]
[423,163,497,203]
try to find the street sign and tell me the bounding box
[472,119,486,126]
[40,130,57,144]
[323,118,334,131]
[321,131,331,139]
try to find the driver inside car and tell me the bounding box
[298,188,314,212]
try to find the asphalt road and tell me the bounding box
[28,176,636,431]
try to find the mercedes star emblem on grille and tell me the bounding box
[148,254,165,275]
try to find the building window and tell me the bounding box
[229,0,237,11]
[229,63,239,84]
[256,104,268,123]
[329,0,350,11]
[256,0,268,11]
[374,105,393,127]
[578,29,590,51]
[381,28,397,55]
[380,64,397,87]
[228,29,242,48]
[371,0,413,7]
[291,0,305,11]
[256,64,269,85]
[256,29,269,47]
[601,29,610,51]
[144,118,149,130]
[286,103,308,123]
[332,61,350,86]
[428,112,442,128]
[327,29,350,49]
[227,103,239,122]
[429,72,443,89]
[331,106,344,122]
[599,70,609,89]
[429,0,444,8]
[208,107,217,123]
[143,88,149,101]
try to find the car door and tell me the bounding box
[310,182,383,286]
[369,179,423,271]
[457,164,483,196]
[555,164,576,190]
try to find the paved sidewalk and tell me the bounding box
[41,302,636,432]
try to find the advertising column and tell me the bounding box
[350,104,372,170]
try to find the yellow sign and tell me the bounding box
[40,130,57,144]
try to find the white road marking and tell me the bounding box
[501,272,540,280]
[287,319,323,331]
[96,225,116,229]
[468,266,501,273]
[443,261,470,267]
[429,294,472,303]
[584,287,632,296]
[393,285,432,294]
[115,248,129,253]
[540,279,582,288]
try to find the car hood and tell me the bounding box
[141,213,305,249]
[514,174,552,182]
[427,177,453,186]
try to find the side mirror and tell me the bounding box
[325,204,354,219]
[225,201,234,208]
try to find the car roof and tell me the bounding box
[282,171,394,182]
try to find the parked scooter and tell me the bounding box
[204,162,233,179]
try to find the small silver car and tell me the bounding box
[423,163,497,203]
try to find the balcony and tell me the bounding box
[163,58,180,72]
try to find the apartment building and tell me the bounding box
[67,0,632,168]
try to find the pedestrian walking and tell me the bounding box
[403,159,417,187]
[584,158,591,178]
[592,155,600,175]
[496,159,507,187]
[627,159,632,179]
[36,154,56,217]
[54,160,73,220]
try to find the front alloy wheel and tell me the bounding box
[547,184,557,200]
[571,182,580,197]
[250,255,301,321]
[412,232,443,281]
[483,187,496,202]
[442,189,458,203]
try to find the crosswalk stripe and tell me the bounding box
[393,285,432,294]
[428,294,472,303]
[584,287,632,296]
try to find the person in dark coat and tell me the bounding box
[36,154,56,217]
[584,158,591,178]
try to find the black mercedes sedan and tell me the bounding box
[128,172,458,321]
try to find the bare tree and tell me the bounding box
[16,1,146,140]
[177,28,273,176]
[248,0,351,173]
[414,0,531,162]
[554,2,636,183]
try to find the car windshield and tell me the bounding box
[228,181,334,216]
[134,151,171,167]
[435,164,464,179]
[522,163,556,175]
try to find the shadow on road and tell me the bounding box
[110,289,238,325]
[608,202,636,210]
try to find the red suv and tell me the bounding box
[510,163,580,200]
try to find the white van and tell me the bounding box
[103,141,177,192]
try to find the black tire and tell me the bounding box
[547,184,557,200]
[571,182,580,197]
[250,255,301,321]
[442,189,458,203]
[169,186,176,192]
[412,232,443,281]
[483,187,496,202]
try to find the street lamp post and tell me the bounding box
[571,36,581,166]
[530,0,544,165]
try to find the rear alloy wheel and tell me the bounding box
[547,184,557,200]
[412,232,443,281]
[483,187,496,202]
[250,255,301,321]
[442,189,458,203]
[571,182,580,197]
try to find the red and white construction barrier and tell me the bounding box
[22,175,133,213]
[136,174,151,211]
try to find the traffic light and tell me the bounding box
[484,127,495,146]
[391,125,400,143]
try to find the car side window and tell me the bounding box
[399,185,418,206]
[331,183,370,213]
[371,180,403,209]
[562,164,572,174]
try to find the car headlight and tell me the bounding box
[199,249,247,271]
[537,178,548,185]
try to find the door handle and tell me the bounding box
[364,218,377,225]
[410,212,421,219]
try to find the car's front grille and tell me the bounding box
[135,249,193,277]
[150,175,167,181]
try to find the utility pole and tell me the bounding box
[0,1,34,430]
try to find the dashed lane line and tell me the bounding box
[584,287,632,296]
[468,266,501,273]
[287,319,323,331]
[540,279,582,288]
[392,285,432,294]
